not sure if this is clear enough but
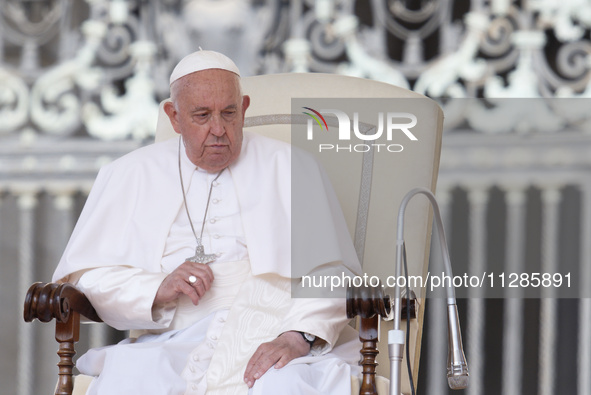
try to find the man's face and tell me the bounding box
[164,69,250,172]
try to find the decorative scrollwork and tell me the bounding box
[97,16,139,79]
[4,0,591,140]
[0,0,63,47]
[481,14,517,57]
[0,68,29,134]
[29,62,83,136]
[555,41,591,81]
[29,19,107,137]
[83,41,159,140]
[306,16,346,63]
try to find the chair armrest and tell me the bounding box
[24,282,101,395]
[24,281,102,324]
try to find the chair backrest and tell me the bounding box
[156,73,443,393]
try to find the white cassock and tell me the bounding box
[53,132,363,394]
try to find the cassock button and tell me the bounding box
[213,181,220,187]
[213,234,220,239]
[189,365,196,373]
[192,384,198,391]
[210,218,216,224]
[210,335,218,341]
[212,198,220,204]
[193,354,200,362]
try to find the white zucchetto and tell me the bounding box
[169,50,241,85]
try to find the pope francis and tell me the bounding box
[52,50,363,395]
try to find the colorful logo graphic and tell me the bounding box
[302,107,328,131]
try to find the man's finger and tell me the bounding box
[190,278,207,298]
[243,346,264,385]
[178,279,200,305]
[273,353,292,369]
[243,332,312,388]
[186,262,214,286]
[244,344,280,388]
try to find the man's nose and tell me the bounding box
[209,115,226,137]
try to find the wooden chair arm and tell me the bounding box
[347,284,417,395]
[23,282,102,395]
[24,281,101,324]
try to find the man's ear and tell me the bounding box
[163,101,181,135]
[241,95,251,117]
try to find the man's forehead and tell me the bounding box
[173,71,240,99]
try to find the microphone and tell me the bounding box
[447,303,469,389]
[390,187,469,395]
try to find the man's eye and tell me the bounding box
[223,110,237,118]
[194,113,209,121]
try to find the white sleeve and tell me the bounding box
[279,296,349,356]
[76,266,176,331]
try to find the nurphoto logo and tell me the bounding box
[302,107,418,153]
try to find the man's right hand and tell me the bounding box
[153,261,214,306]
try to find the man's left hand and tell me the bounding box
[243,331,310,388]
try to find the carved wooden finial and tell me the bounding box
[347,283,391,395]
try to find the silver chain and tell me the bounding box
[178,137,225,247]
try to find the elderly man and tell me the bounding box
[52,50,362,394]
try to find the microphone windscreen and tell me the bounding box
[448,375,469,390]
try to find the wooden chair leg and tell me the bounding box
[359,315,380,395]
[54,311,80,395]
[24,282,99,395]
[346,284,391,395]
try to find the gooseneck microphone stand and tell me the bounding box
[389,188,469,395]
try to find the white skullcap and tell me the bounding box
[169,50,241,85]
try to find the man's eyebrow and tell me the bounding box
[190,106,210,113]
[190,104,238,113]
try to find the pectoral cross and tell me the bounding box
[186,243,218,264]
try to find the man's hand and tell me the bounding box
[154,261,214,306]
[243,331,311,388]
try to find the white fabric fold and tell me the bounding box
[76,266,172,330]
[78,311,222,395]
